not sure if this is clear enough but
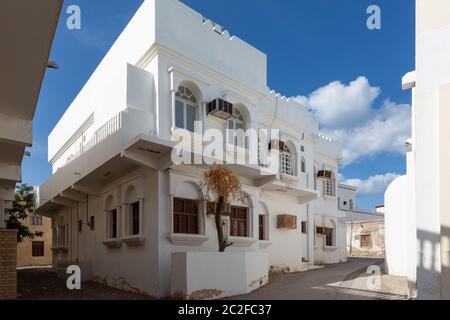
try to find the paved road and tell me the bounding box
[231,258,408,300]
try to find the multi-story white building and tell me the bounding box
[36,0,346,298]
[385,0,450,300]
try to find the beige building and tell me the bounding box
[17,214,52,267]
[339,184,385,257]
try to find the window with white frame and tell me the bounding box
[107,209,118,239]
[323,172,336,197]
[124,186,141,236]
[280,143,294,175]
[175,86,197,132]
[227,109,245,148]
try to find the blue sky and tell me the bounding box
[24,0,415,210]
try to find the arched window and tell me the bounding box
[280,143,293,175]
[175,86,198,132]
[124,186,141,236]
[324,171,336,197]
[227,108,245,147]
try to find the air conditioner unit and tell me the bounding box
[268,139,286,151]
[277,214,297,229]
[317,170,333,179]
[207,98,233,119]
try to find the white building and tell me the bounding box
[36,0,346,298]
[0,0,62,228]
[384,0,450,300]
[338,184,384,257]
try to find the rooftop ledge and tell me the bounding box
[402,71,416,91]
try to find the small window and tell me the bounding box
[131,202,140,235]
[175,86,197,132]
[30,214,43,226]
[32,241,44,257]
[324,228,333,246]
[361,234,372,248]
[108,209,118,239]
[90,216,95,231]
[316,226,334,246]
[301,221,307,234]
[324,174,336,197]
[230,206,249,237]
[78,220,83,233]
[259,215,267,240]
[173,198,199,235]
[280,144,293,175]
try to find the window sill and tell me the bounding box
[258,240,273,249]
[322,246,338,251]
[122,235,146,247]
[168,233,209,246]
[323,195,337,201]
[280,173,299,183]
[228,236,258,248]
[102,238,122,249]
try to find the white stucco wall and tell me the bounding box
[171,252,268,299]
[39,0,346,298]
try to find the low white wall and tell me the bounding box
[171,252,268,299]
[385,175,409,276]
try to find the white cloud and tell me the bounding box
[294,76,411,165]
[304,76,380,129]
[342,173,401,196]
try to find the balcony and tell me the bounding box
[36,108,160,212]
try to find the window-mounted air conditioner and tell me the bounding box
[317,170,333,179]
[207,98,233,119]
[277,214,298,229]
[268,139,286,151]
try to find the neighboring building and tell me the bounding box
[385,0,450,300]
[17,214,52,267]
[339,184,385,257]
[36,0,346,298]
[0,0,62,228]
[0,0,63,300]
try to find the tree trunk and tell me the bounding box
[215,196,227,252]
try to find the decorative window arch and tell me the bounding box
[175,86,198,132]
